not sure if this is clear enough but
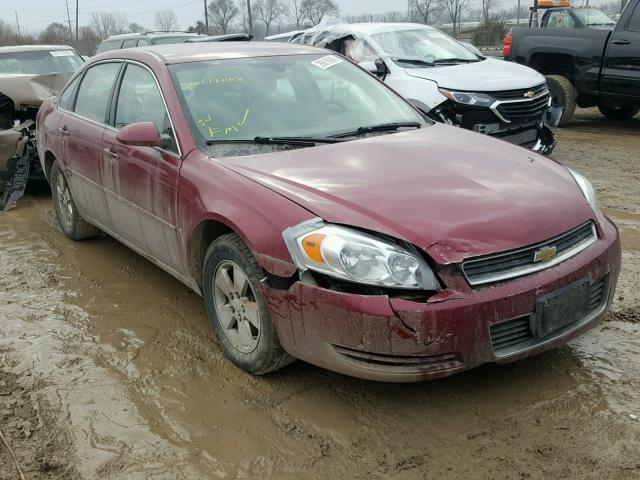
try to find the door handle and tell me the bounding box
[59,126,69,136]
[612,39,630,45]
[103,147,119,160]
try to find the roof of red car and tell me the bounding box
[95,42,327,65]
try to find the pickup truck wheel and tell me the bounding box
[546,75,576,127]
[597,104,640,120]
[203,233,294,375]
[50,161,100,240]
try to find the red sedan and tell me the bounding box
[36,43,620,382]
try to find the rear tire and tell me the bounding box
[545,75,576,127]
[202,233,294,375]
[597,104,640,119]
[50,161,100,240]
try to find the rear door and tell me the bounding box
[601,2,640,99]
[101,62,183,270]
[59,61,122,225]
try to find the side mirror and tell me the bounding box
[359,58,389,79]
[116,122,163,147]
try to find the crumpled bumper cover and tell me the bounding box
[262,218,620,382]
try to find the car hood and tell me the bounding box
[221,125,595,264]
[0,72,73,109]
[404,57,545,91]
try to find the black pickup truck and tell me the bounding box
[504,0,640,125]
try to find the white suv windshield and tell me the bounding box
[371,28,480,66]
[0,49,84,75]
[170,54,427,157]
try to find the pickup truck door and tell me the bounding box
[101,62,183,271]
[601,1,640,98]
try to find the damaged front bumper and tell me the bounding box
[0,121,36,211]
[262,218,620,382]
[430,100,559,156]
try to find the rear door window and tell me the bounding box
[58,75,81,110]
[73,62,121,123]
[627,3,640,32]
[122,39,138,48]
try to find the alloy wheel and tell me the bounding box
[212,260,261,353]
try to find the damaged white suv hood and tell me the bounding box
[404,57,545,92]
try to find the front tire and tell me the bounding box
[50,161,100,240]
[202,233,293,375]
[597,104,640,119]
[545,75,576,127]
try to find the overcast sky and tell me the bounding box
[13,0,420,33]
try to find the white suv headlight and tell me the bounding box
[439,89,496,107]
[568,168,599,212]
[283,219,440,290]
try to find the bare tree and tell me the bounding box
[208,0,240,34]
[77,25,101,55]
[441,0,468,36]
[301,0,339,25]
[282,0,307,29]
[0,19,18,46]
[90,12,128,39]
[255,0,282,36]
[128,22,146,33]
[481,0,499,24]
[413,0,439,25]
[154,9,179,32]
[187,21,209,34]
[38,22,72,44]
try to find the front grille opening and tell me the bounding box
[462,222,597,286]
[490,275,609,356]
[332,345,463,374]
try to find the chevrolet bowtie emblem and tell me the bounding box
[524,90,535,98]
[534,245,557,263]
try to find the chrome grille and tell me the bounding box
[491,83,547,101]
[490,275,609,356]
[491,83,550,123]
[462,222,597,286]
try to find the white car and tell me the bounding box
[296,23,556,154]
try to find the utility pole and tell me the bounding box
[246,0,253,35]
[14,11,21,41]
[76,0,79,41]
[517,0,521,24]
[204,0,209,34]
[65,0,73,41]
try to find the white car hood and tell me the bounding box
[404,57,545,91]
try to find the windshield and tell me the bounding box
[170,54,427,157]
[370,28,480,66]
[0,49,84,75]
[574,8,615,26]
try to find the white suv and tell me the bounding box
[297,23,557,154]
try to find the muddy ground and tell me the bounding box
[1,108,639,480]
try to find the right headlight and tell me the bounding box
[282,219,440,291]
[567,168,599,213]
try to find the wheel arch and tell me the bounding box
[43,150,57,182]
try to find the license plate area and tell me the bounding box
[531,278,591,339]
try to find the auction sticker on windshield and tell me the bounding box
[311,55,343,70]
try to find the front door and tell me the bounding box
[60,61,122,225]
[601,2,640,99]
[102,62,183,271]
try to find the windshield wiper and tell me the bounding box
[205,136,344,146]
[393,58,435,67]
[433,58,481,64]
[331,122,422,138]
